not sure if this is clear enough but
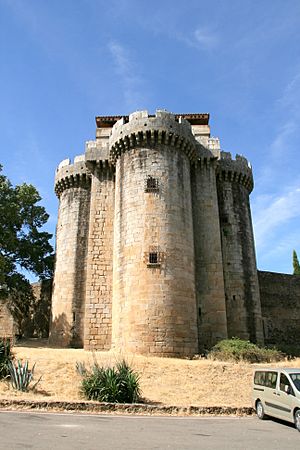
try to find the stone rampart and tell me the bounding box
[109,110,198,163]
[85,140,110,163]
[217,152,253,192]
[258,271,300,349]
[54,155,91,197]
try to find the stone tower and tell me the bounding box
[49,109,264,356]
[110,111,198,356]
[216,152,264,344]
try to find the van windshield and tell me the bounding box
[290,373,300,391]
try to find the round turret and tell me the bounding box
[216,151,263,344]
[216,152,253,192]
[109,110,198,164]
[111,110,198,356]
[50,155,91,348]
[54,155,91,197]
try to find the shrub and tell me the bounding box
[8,359,41,391]
[78,359,141,403]
[207,338,285,363]
[0,337,13,379]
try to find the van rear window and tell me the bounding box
[254,371,277,388]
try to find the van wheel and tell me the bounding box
[256,401,266,420]
[294,410,300,432]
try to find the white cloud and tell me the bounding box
[255,69,300,189]
[108,41,147,110]
[271,121,297,151]
[253,185,300,251]
[193,27,219,49]
[278,70,300,114]
[252,69,300,272]
[176,27,219,51]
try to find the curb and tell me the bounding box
[0,400,254,416]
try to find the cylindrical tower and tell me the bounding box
[191,152,228,352]
[110,110,198,357]
[216,152,264,344]
[49,156,91,347]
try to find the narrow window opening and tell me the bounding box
[149,252,158,264]
[145,176,159,193]
[145,246,162,267]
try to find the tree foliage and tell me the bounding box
[0,165,54,331]
[293,250,300,275]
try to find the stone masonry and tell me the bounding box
[0,299,14,338]
[49,110,264,356]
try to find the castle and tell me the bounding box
[49,109,269,357]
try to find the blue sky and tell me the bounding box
[1,0,300,274]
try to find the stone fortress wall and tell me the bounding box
[0,299,14,338]
[258,271,300,347]
[49,109,299,356]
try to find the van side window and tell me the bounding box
[265,371,277,389]
[280,373,294,395]
[290,373,300,391]
[254,370,278,388]
[254,371,265,386]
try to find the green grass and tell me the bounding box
[77,358,141,403]
[207,338,285,363]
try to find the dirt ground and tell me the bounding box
[1,339,300,407]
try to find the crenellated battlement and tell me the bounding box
[54,155,91,197]
[109,109,198,163]
[216,151,253,192]
[85,140,110,163]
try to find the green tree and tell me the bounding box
[0,165,54,332]
[293,250,300,275]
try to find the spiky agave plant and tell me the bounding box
[8,359,41,391]
[80,358,141,403]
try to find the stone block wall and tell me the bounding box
[0,299,14,338]
[84,163,115,350]
[258,271,300,347]
[191,160,227,351]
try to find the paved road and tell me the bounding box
[0,411,299,449]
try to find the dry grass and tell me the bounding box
[1,339,300,407]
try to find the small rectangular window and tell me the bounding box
[145,246,162,267]
[145,176,159,193]
[149,252,158,264]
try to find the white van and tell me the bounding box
[253,368,300,431]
